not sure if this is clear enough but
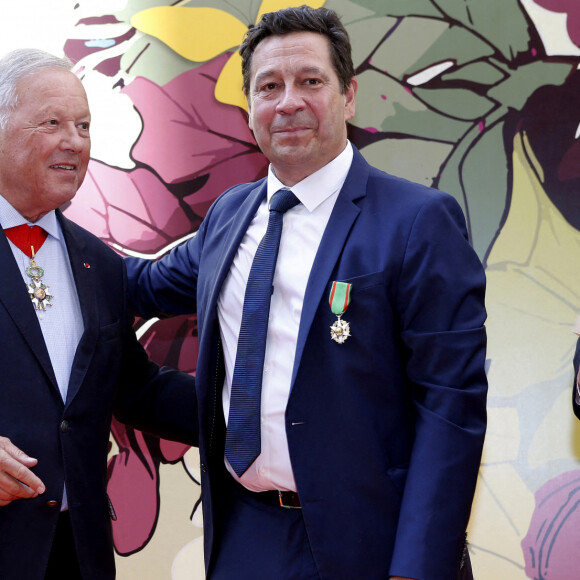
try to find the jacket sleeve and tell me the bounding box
[124,188,219,321]
[113,261,198,446]
[389,193,488,580]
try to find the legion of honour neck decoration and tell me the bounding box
[26,249,53,311]
[329,281,352,344]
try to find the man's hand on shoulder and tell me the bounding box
[0,436,45,506]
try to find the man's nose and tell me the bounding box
[60,124,84,152]
[275,86,305,115]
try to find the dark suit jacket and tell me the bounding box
[0,210,197,580]
[127,147,488,580]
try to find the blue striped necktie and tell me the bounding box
[225,189,300,477]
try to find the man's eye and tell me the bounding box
[48,119,58,125]
[79,123,90,130]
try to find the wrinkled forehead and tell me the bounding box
[16,67,86,100]
[12,68,90,121]
[249,32,334,82]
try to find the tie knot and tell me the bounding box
[269,189,300,215]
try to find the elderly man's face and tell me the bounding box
[0,67,90,222]
[247,31,356,187]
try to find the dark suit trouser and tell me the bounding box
[210,479,475,580]
[210,481,319,580]
[45,511,82,580]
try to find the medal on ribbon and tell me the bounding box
[26,247,53,311]
[4,225,53,312]
[329,281,352,344]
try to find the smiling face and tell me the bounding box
[0,67,91,222]
[247,31,357,186]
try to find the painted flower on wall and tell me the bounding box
[521,471,580,580]
[66,53,268,254]
[107,314,199,554]
[55,1,580,576]
[130,0,326,111]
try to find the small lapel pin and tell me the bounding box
[83,262,91,269]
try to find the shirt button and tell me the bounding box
[46,500,60,508]
[60,420,69,433]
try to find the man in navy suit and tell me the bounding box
[0,49,196,579]
[127,6,487,579]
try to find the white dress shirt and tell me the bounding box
[0,194,84,508]
[217,141,354,492]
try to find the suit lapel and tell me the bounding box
[0,224,58,389]
[292,149,370,383]
[57,212,99,406]
[204,182,267,324]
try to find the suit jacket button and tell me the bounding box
[60,420,69,433]
[201,463,207,473]
[46,500,60,508]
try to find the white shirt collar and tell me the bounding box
[0,194,61,240]
[266,141,353,212]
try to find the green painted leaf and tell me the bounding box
[120,37,203,86]
[371,18,495,81]
[117,0,257,25]
[441,61,507,86]
[487,61,574,113]
[369,17,447,78]
[412,86,496,120]
[345,17,399,69]
[438,121,509,259]
[432,0,534,62]
[343,0,442,18]
[352,69,470,141]
[360,138,452,187]
[325,0,380,21]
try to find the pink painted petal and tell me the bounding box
[522,470,580,579]
[108,420,160,555]
[534,0,580,45]
[159,440,191,463]
[123,55,266,186]
[138,315,198,374]
[68,160,196,254]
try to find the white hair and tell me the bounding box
[0,48,73,131]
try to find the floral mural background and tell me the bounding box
[3,0,580,578]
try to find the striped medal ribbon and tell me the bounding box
[329,281,352,344]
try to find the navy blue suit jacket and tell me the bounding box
[127,148,488,580]
[0,210,197,580]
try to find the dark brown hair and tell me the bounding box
[240,5,355,95]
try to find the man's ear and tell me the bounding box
[246,96,253,131]
[344,77,358,122]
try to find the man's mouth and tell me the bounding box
[50,164,75,170]
[274,126,310,134]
